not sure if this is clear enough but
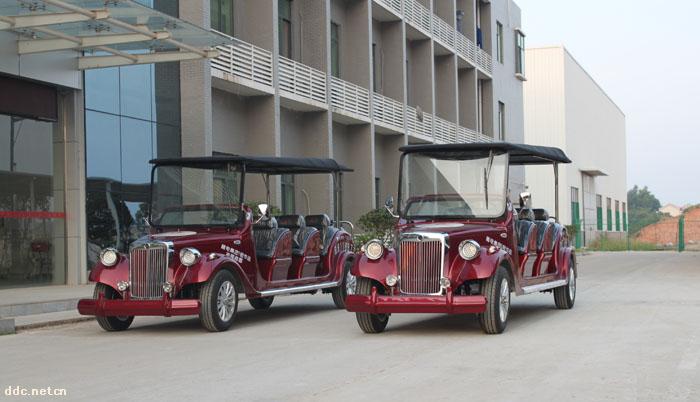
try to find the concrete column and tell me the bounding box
[58,89,87,285]
[458,67,477,129]
[179,0,212,158]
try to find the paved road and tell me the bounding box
[1,252,699,401]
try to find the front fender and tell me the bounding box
[185,255,254,293]
[452,248,512,284]
[88,261,128,291]
[350,249,397,288]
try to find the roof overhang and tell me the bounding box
[580,168,608,177]
[0,0,230,69]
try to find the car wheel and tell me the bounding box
[354,277,389,334]
[199,270,239,332]
[478,266,511,334]
[249,296,274,310]
[554,257,576,309]
[94,283,134,332]
[331,259,355,309]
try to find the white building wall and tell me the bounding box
[524,46,627,237]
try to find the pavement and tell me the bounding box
[0,252,699,401]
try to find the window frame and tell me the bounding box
[496,21,504,64]
[278,0,293,58]
[515,30,526,75]
[331,21,340,78]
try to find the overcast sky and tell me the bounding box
[516,0,700,206]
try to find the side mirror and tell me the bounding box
[384,196,399,218]
[519,192,532,209]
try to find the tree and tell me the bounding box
[627,185,663,235]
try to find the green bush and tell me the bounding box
[245,201,281,216]
[354,208,398,251]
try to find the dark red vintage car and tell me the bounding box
[78,155,355,332]
[345,142,576,334]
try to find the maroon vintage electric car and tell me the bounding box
[78,155,355,332]
[345,142,576,334]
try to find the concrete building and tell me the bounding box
[0,0,525,290]
[659,204,684,218]
[209,0,526,221]
[524,46,627,248]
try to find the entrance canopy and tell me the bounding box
[0,0,230,69]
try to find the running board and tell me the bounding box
[521,279,567,295]
[257,281,341,297]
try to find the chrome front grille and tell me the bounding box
[129,242,169,299]
[399,235,445,295]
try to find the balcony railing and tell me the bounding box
[210,35,274,90]
[376,0,402,16]
[279,56,327,105]
[331,77,370,120]
[373,92,404,131]
[406,106,433,141]
[404,0,431,35]
[475,47,493,74]
[434,116,457,144]
[431,13,455,48]
[458,126,479,143]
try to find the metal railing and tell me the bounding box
[278,55,327,105]
[406,105,433,140]
[330,77,370,119]
[431,13,455,48]
[375,0,402,16]
[476,46,493,74]
[457,125,479,143]
[433,116,457,143]
[210,34,274,89]
[404,0,431,35]
[373,92,405,130]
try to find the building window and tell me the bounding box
[497,101,505,140]
[278,0,292,58]
[606,197,613,231]
[596,194,603,231]
[615,200,621,231]
[515,30,525,75]
[211,0,234,36]
[622,202,628,232]
[571,187,581,248]
[496,21,504,64]
[281,174,295,214]
[331,22,340,78]
[372,43,381,92]
[375,177,381,209]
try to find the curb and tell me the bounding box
[15,316,95,332]
[0,318,15,335]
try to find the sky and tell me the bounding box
[516,0,700,206]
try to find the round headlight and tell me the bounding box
[179,248,201,266]
[386,274,398,287]
[364,240,384,260]
[459,240,481,261]
[100,248,119,267]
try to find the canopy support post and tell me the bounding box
[554,163,560,222]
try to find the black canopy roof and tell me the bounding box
[150,155,353,174]
[399,142,571,165]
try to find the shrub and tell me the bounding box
[588,234,657,251]
[353,208,398,251]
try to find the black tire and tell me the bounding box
[331,258,354,309]
[249,296,274,310]
[199,270,239,332]
[354,277,389,334]
[478,266,511,335]
[94,283,134,332]
[554,257,576,309]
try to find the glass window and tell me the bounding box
[281,174,295,214]
[211,0,234,36]
[120,118,153,185]
[84,67,119,114]
[331,22,340,78]
[496,21,504,64]
[498,101,505,141]
[516,31,526,75]
[119,63,153,121]
[279,0,292,58]
[86,111,121,182]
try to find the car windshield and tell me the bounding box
[150,164,243,226]
[400,152,508,219]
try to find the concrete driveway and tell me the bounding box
[1,252,699,401]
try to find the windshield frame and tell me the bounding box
[147,162,247,228]
[396,151,510,220]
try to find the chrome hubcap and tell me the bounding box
[498,278,510,322]
[217,280,236,321]
[568,268,576,300]
[345,271,357,295]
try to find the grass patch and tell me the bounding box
[588,235,658,251]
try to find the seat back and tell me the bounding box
[253,217,291,259]
[277,215,305,248]
[516,219,536,254]
[305,214,339,255]
[535,221,553,252]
